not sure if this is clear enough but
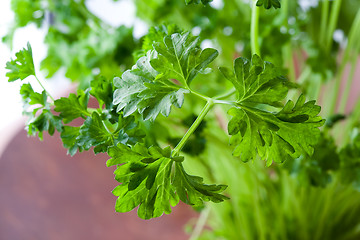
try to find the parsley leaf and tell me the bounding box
[76,112,145,154]
[20,83,62,140]
[113,51,190,121]
[6,42,35,82]
[152,32,218,86]
[256,0,281,9]
[220,55,324,164]
[28,109,63,139]
[113,32,218,121]
[54,90,90,124]
[107,143,228,219]
[60,126,83,156]
[90,76,114,109]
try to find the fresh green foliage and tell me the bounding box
[284,133,340,187]
[256,0,281,9]
[339,128,360,190]
[152,32,218,86]
[54,90,90,124]
[6,42,35,82]
[6,1,360,236]
[19,84,62,139]
[107,143,228,219]
[113,51,190,121]
[113,32,218,121]
[220,55,324,164]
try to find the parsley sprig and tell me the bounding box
[6,30,324,219]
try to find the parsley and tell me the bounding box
[220,55,324,164]
[107,143,228,219]
[256,0,281,9]
[6,30,325,220]
[6,42,35,82]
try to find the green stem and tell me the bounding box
[339,58,358,113]
[251,0,260,56]
[35,75,55,102]
[214,88,236,100]
[328,8,360,116]
[190,89,211,101]
[189,206,210,240]
[319,0,329,44]
[172,99,214,157]
[325,0,342,52]
[338,9,360,113]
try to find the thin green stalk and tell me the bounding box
[328,8,360,116]
[325,0,342,52]
[339,59,358,113]
[319,0,330,44]
[172,99,214,156]
[338,9,360,113]
[189,206,210,240]
[214,88,236,100]
[251,0,260,56]
[35,75,55,102]
[190,89,211,101]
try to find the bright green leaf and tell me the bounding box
[6,42,35,82]
[152,32,218,85]
[54,90,90,124]
[113,51,189,121]
[221,55,324,164]
[107,143,228,219]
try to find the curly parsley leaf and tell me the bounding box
[28,109,63,139]
[113,32,218,121]
[107,143,228,219]
[60,126,83,156]
[19,83,62,140]
[256,0,281,9]
[90,76,114,109]
[152,32,218,86]
[76,112,145,154]
[113,51,190,121]
[221,55,324,164]
[54,90,90,124]
[6,42,35,82]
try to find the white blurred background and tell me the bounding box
[0,0,148,155]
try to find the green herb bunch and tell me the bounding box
[5,0,360,238]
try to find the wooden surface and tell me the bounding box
[0,130,196,240]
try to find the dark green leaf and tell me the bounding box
[76,112,145,154]
[60,126,83,156]
[221,55,324,164]
[27,109,63,140]
[113,51,189,121]
[107,143,228,219]
[256,0,281,9]
[76,112,115,153]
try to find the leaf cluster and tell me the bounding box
[220,55,324,164]
[108,143,228,219]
